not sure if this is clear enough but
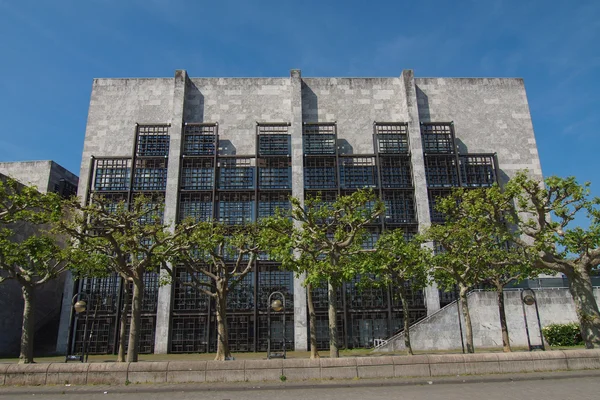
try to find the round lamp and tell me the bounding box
[74,300,87,313]
[271,299,283,312]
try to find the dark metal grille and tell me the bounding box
[136,125,170,157]
[460,155,496,187]
[73,316,116,355]
[133,194,164,225]
[339,157,377,189]
[179,192,213,222]
[172,267,211,311]
[304,157,337,189]
[258,158,291,189]
[258,125,290,156]
[218,158,254,189]
[257,314,294,352]
[170,315,210,353]
[224,314,254,352]
[376,124,409,154]
[78,275,121,313]
[383,191,416,224]
[428,189,451,223]
[258,192,291,218]
[227,272,254,310]
[424,156,459,187]
[390,282,425,308]
[257,267,293,311]
[303,125,336,155]
[55,179,78,198]
[217,193,254,225]
[123,316,156,354]
[133,158,168,191]
[361,228,380,250]
[348,312,389,348]
[380,156,412,188]
[124,272,159,313]
[313,313,345,350]
[181,158,214,190]
[390,309,427,334]
[93,159,131,191]
[310,285,343,310]
[439,289,458,308]
[183,124,216,156]
[421,124,454,154]
[347,276,387,309]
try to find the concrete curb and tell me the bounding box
[1,349,599,386]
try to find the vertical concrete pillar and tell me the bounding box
[401,70,440,314]
[154,69,188,353]
[55,271,75,354]
[290,69,308,351]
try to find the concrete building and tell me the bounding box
[0,161,78,356]
[57,69,543,355]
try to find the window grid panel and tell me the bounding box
[347,276,387,309]
[390,281,426,308]
[257,267,293,311]
[361,227,380,250]
[376,124,409,154]
[380,156,413,188]
[304,157,337,189]
[383,191,416,224]
[257,314,294,352]
[218,158,255,189]
[93,159,132,192]
[428,189,451,223]
[172,267,211,312]
[310,285,343,310]
[183,124,217,156]
[123,316,156,354]
[258,125,290,156]
[421,124,454,154]
[390,309,427,335]
[460,155,496,187]
[170,315,210,353]
[258,158,291,189]
[227,272,254,311]
[132,193,165,225]
[424,156,459,187]
[313,312,345,350]
[179,192,213,222]
[258,192,291,219]
[73,317,116,355]
[339,157,378,189]
[79,275,121,313]
[217,193,254,225]
[181,158,214,190]
[348,312,389,348]
[92,192,129,214]
[219,314,254,352]
[136,125,170,157]
[124,272,159,313]
[133,158,168,191]
[303,125,336,155]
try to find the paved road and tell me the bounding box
[2,371,600,399]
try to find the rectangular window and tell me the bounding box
[383,191,416,224]
[380,156,412,188]
[179,193,213,222]
[258,158,291,189]
[258,192,291,219]
[133,158,168,191]
[258,125,290,156]
[183,124,217,156]
[136,125,170,157]
[375,123,409,154]
[218,192,254,225]
[304,157,337,189]
[460,155,496,187]
[181,158,214,190]
[218,158,254,190]
[424,156,459,187]
[303,124,336,155]
[428,189,451,223]
[93,159,131,191]
[339,157,377,189]
[421,123,454,154]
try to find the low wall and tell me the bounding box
[1,350,599,386]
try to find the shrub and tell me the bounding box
[542,323,583,346]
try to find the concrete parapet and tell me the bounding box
[128,361,169,383]
[5,363,50,386]
[167,361,207,383]
[1,350,600,386]
[46,363,89,385]
[86,362,129,385]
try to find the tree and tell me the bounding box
[62,194,188,362]
[165,222,263,361]
[0,177,71,363]
[365,231,430,355]
[426,186,530,353]
[264,189,385,358]
[507,172,600,348]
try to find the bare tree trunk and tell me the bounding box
[126,278,144,362]
[117,282,131,362]
[306,283,320,359]
[19,284,35,364]
[494,281,511,352]
[327,280,339,358]
[566,267,600,348]
[214,286,231,361]
[398,281,413,355]
[459,284,475,353]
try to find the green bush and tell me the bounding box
[542,323,583,346]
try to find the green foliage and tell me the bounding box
[542,323,584,346]
[0,177,62,224]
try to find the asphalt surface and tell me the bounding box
[1,370,599,399]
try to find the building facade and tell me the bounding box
[57,69,542,355]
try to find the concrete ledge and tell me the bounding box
[167,361,207,383]
[128,361,169,384]
[5,363,50,386]
[46,363,90,385]
[2,349,600,386]
[87,362,129,385]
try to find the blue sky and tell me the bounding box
[0,0,598,196]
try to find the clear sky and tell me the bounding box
[0,0,598,195]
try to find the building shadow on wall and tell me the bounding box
[219,140,237,156]
[185,80,204,123]
[338,139,353,155]
[415,86,430,123]
[302,82,318,123]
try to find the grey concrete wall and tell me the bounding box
[376,288,600,352]
[0,161,52,192]
[415,78,542,183]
